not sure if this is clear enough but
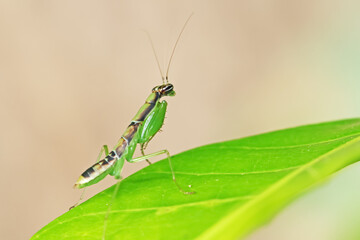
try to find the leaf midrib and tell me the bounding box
[203,132,360,150]
[141,166,299,176]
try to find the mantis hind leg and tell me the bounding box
[102,156,125,239]
[102,179,122,240]
[129,149,195,195]
[70,145,109,210]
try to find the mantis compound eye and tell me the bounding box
[162,83,174,93]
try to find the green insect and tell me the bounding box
[73,15,194,214]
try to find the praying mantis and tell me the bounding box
[72,14,195,219]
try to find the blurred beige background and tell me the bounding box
[1,1,360,239]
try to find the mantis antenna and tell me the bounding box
[165,13,194,82]
[145,31,165,83]
[145,13,194,84]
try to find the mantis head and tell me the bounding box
[152,83,176,97]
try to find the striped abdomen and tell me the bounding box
[74,122,141,188]
[74,145,123,188]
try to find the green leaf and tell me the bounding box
[31,119,360,240]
